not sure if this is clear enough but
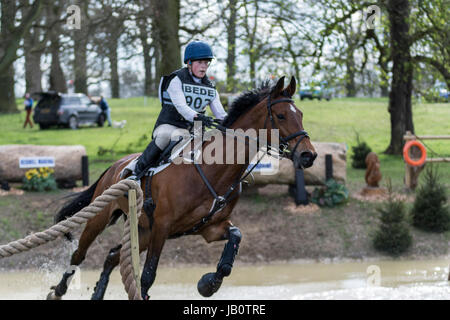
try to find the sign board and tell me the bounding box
[248,152,279,175]
[19,157,55,168]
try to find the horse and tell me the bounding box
[48,76,317,300]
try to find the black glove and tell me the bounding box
[213,118,224,125]
[194,114,214,127]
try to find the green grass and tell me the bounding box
[3,96,450,189]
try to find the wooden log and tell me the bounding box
[426,157,450,162]
[415,136,450,140]
[128,189,141,294]
[249,142,347,186]
[403,131,450,140]
[0,145,87,182]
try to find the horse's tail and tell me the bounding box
[55,167,110,241]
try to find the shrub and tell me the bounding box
[22,167,57,192]
[373,181,412,256]
[351,132,372,169]
[311,179,349,207]
[411,166,450,232]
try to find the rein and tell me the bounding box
[170,96,310,238]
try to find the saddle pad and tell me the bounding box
[120,135,196,178]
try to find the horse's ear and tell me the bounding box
[286,76,296,97]
[270,76,285,99]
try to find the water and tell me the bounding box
[1,258,449,300]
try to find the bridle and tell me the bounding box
[264,94,310,160]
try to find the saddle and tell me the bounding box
[119,136,192,179]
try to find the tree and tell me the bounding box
[411,166,450,232]
[151,0,182,79]
[47,0,67,93]
[384,0,414,154]
[0,0,43,113]
[72,0,89,94]
[136,0,156,96]
[224,0,239,93]
[21,0,47,95]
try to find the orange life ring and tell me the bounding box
[403,140,427,166]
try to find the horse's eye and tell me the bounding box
[276,114,285,120]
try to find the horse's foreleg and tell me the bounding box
[141,223,168,300]
[198,225,242,297]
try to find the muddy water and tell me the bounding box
[1,258,449,300]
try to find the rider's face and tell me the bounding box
[190,60,210,78]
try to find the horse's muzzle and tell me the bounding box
[295,150,317,169]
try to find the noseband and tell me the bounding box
[265,95,310,159]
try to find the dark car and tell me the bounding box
[299,82,332,101]
[33,92,106,130]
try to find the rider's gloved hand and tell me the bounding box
[194,114,214,127]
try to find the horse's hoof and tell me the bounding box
[197,272,223,297]
[46,289,62,300]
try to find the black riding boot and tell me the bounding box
[128,140,163,180]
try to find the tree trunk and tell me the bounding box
[74,34,88,94]
[345,56,357,97]
[0,64,17,113]
[49,36,67,93]
[151,0,181,77]
[250,58,257,88]
[385,0,414,155]
[47,3,67,93]
[24,28,43,94]
[109,39,120,98]
[151,17,161,93]
[226,0,238,93]
[138,21,154,96]
[0,0,43,113]
[380,83,389,97]
[73,1,88,94]
[21,0,44,95]
[0,1,18,112]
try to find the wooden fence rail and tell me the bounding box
[403,131,450,190]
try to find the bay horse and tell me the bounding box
[48,76,317,300]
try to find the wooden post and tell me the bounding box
[404,131,415,190]
[81,155,89,187]
[403,131,449,190]
[128,189,141,293]
[325,154,333,181]
[294,168,309,205]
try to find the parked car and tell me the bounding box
[299,82,332,101]
[33,92,106,130]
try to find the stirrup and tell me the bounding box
[126,174,139,181]
[124,175,141,199]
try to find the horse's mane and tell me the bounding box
[222,80,273,127]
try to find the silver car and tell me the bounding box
[33,92,106,130]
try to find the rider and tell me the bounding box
[127,41,227,180]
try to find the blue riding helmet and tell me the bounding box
[184,41,214,64]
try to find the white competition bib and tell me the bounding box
[182,83,216,112]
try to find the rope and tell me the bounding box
[120,210,143,300]
[0,179,143,300]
